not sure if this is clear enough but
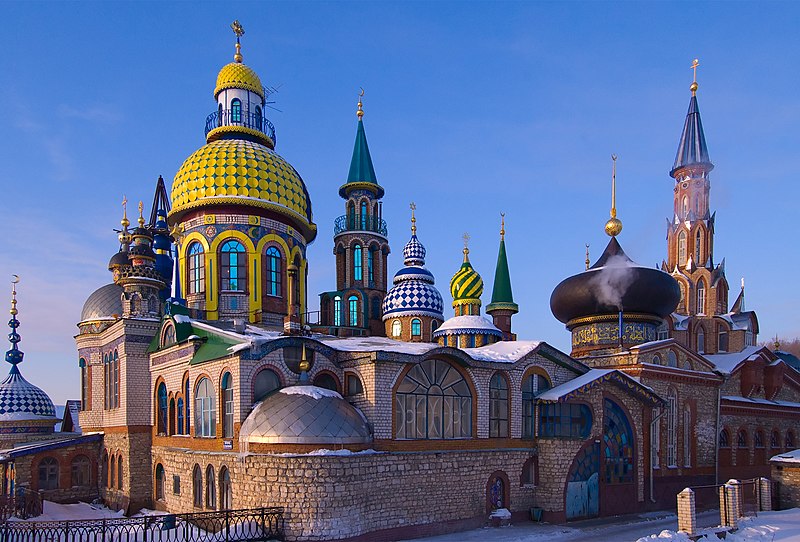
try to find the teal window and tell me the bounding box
[333,296,342,326]
[522,373,550,439]
[187,242,205,294]
[539,402,592,439]
[194,378,216,437]
[349,295,359,326]
[353,244,363,281]
[265,247,282,296]
[220,240,246,292]
[411,318,421,336]
[368,249,374,284]
[360,201,367,229]
[254,105,262,129]
[231,98,242,122]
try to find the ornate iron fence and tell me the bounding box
[334,214,388,237]
[0,506,284,542]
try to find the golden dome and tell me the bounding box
[169,139,315,240]
[215,62,264,99]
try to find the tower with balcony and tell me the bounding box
[318,95,389,336]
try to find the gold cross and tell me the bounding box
[691,58,699,83]
[410,202,417,233]
[231,20,245,40]
[122,195,128,217]
[462,232,470,248]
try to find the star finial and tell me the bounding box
[357,88,365,120]
[231,20,245,63]
[690,58,699,95]
[410,202,417,234]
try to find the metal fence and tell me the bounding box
[0,489,42,522]
[0,506,284,542]
[689,484,721,531]
[739,478,759,518]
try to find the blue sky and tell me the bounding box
[1,2,799,404]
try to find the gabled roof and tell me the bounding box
[630,338,718,372]
[537,368,662,406]
[703,345,775,374]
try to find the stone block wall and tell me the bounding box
[771,462,800,509]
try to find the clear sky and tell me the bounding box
[1,1,799,404]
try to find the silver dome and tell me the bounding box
[80,283,123,323]
[239,386,372,445]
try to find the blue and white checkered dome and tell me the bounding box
[0,366,57,422]
[383,233,444,320]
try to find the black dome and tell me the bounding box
[108,250,130,270]
[550,237,680,324]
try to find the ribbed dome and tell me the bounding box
[550,237,681,324]
[0,366,56,423]
[383,234,444,320]
[169,139,315,239]
[450,253,484,302]
[215,62,264,99]
[239,386,371,445]
[80,284,123,323]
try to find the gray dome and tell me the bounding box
[239,386,372,445]
[0,366,57,423]
[80,283,123,323]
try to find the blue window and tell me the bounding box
[411,318,421,336]
[348,295,359,327]
[539,402,592,439]
[360,201,367,230]
[333,295,342,326]
[157,383,168,435]
[265,247,282,296]
[367,249,374,284]
[371,296,380,319]
[353,244,363,281]
[187,242,205,294]
[231,98,242,123]
[220,240,246,291]
[185,378,190,434]
[177,398,185,435]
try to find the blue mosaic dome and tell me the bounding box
[383,234,444,320]
[0,366,57,422]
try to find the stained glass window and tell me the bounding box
[395,359,473,439]
[489,476,504,510]
[489,373,509,438]
[265,247,282,297]
[603,399,634,484]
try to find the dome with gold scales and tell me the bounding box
[169,21,316,241]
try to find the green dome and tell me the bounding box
[449,249,483,304]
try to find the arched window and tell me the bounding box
[737,429,748,448]
[683,405,692,467]
[265,247,282,297]
[391,319,401,337]
[217,103,223,127]
[697,327,705,354]
[755,430,765,448]
[219,466,232,510]
[79,358,88,411]
[168,399,176,435]
[162,324,176,347]
[719,429,730,448]
[431,320,440,333]
[489,474,505,510]
[71,455,91,487]
[603,399,634,484]
[110,455,116,489]
[667,351,678,367]
[771,430,780,449]
[521,372,551,439]
[346,373,364,396]
[348,295,359,327]
[411,318,422,337]
[367,249,374,285]
[360,201,367,230]
[254,368,281,403]
[678,231,687,264]
[117,456,123,490]
[38,457,59,491]
[192,464,202,508]
[206,465,216,509]
[177,398,185,435]
[395,359,473,439]
[666,387,677,466]
[695,229,702,264]
[157,383,168,435]
[521,456,539,487]
[682,196,688,218]
[254,105,262,129]
[697,280,706,315]
[347,201,355,226]
[220,240,246,292]
[786,430,796,449]
[652,354,661,365]
[195,377,216,437]
[185,376,191,435]
[103,353,110,409]
[333,296,342,327]
[155,464,165,501]
[187,243,205,295]
[231,98,242,123]
[489,373,509,438]
[353,244,363,281]
[113,350,119,408]
[313,373,339,392]
[222,373,234,438]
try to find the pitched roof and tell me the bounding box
[339,119,384,198]
[487,238,518,313]
[671,95,713,177]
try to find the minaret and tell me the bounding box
[486,214,518,340]
[116,202,166,318]
[321,90,390,336]
[148,176,174,300]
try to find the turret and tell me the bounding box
[486,214,518,340]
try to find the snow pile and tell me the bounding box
[771,449,800,464]
[271,448,380,457]
[489,508,512,519]
[636,508,800,542]
[11,501,124,522]
[279,385,343,400]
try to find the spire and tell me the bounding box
[231,20,245,63]
[671,59,713,177]
[6,276,23,367]
[487,214,519,315]
[340,89,384,199]
[731,277,745,313]
[604,154,623,237]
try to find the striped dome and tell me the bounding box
[450,251,484,303]
[215,62,264,99]
[0,366,56,423]
[383,234,444,320]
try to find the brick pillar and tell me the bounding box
[759,478,772,511]
[677,488,696,535]
[726,479,742,525]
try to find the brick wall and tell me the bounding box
[772,462,800,509]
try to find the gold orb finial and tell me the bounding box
[231,20,245,63]
[9,275,19,316]
[137,201,145,227]
[500,213,505,240]
[298,343,311,373]
[462,232,471,262]
[690,58,699,95]
[410,202,417,234]
[605,154,622,237]
[121,195,130,229]
[357,88,365,120]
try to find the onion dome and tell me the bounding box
[109,199,132,272]
[382,211,444,321]
[128,206,156,264]
[80,284,124,323]
[550,236,680,325]
[108,250,130,271]
[0,278,56,426]
[215,63,264,100]
[450,245,484,308]
[338,92,384,200]
[239,386,371,445]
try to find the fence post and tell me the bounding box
[727,479,742,523]
[759,478,772,511]
[677,488,696,536]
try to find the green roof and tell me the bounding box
[487,238,518,313]
[148,315,244,365]
[339,119,384,198]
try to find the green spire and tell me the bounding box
[487,216,518,314]
[339,91,384,199]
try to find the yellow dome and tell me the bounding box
[169,139,315,240]
[215,62,264,99]
[450,253,484,303]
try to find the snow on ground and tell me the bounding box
[636,508,800,542]
[13,500,125,521]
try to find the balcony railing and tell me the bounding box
[334,214,388,237]
[205,109,277,145]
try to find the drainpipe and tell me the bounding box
[650,408,665,503]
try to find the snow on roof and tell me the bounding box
[537,369,614,401]
[704,346,763,374]
[315,335,439,355]
[434,315,501,334]
[279,386,343,400]
[771,448,800,464]
[462,341,541,363]
[271,448,381,457]
[630,339,675,351]
[722,396,800,409]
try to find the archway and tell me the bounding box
[565,441,600,520]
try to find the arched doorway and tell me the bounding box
[565,441,600,520]
[602,398,636,516]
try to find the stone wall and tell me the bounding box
[13,439,101,504]
[772,462,800,509]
